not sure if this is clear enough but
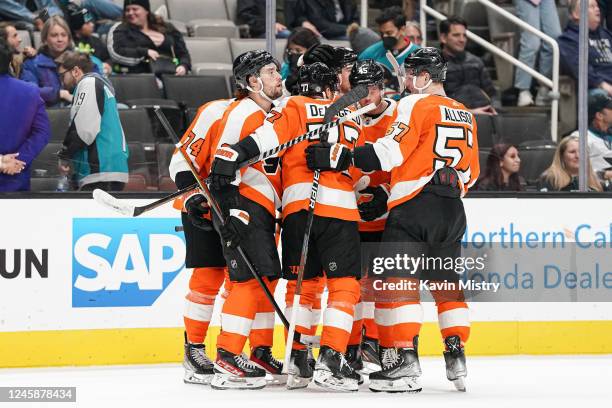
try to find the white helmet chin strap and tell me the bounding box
[412,75,432,94]
[247,77,276,104]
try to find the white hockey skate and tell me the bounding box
[183,333,214,385]
[211,349,267,390]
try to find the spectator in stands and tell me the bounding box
[537,135,603,191]
[237,0,290,38]
[56,51,128,191]
[281,27,320,95]
[359,6,419,72]
[440,16,497,116]
[475,144,525,191]
[0,1,62,31]
[405,21,422,46]
[65,2,111,75]
[107,0,190,76]
[0,22,37,78]
[558,0,612,97]
[0,40,50,192]
[514,0,561,107]
[296,0,358,40]
[284,0,321,37]
[566,92,612,182]
[21,16,74,107]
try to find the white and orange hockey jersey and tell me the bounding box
[169,98,232,210]
[371,94,480,209]
[358,98,397,232]
[251,95,364,221]
[209,97,282,217]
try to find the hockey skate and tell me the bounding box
[183,332,214,385]
[250,346,287,385]
[443,335,467,392]
[368,347,422,393]
[286,348,314,390]
[313,346,360,392]
[211,348,267,390]
[360,336,381,373]
[344,345,364,384]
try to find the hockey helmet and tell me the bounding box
[297,62,339,96]
[349,59,385,88]
[233,50,278,90]
[404,47,447,82]
[335,47,358,69]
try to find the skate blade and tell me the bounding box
[359,361,381,375]
[313,369,359,392]
[265,372,288,386]
[286,373,312,390]
[183,370,213,385]
[369,377,422,393]
[210,374,267,390]
[452,376,466,392]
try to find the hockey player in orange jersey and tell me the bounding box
[169,98,232,385]
[203,50,288,390]
[209,62,365,392]
[342,59,397,374]
[305,48,479,393]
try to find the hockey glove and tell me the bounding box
[305,142,352,172]
[220,209,251,249]
[184,192,213,231]
[358,186,389,222]
[209,144,244,190]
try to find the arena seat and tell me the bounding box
[31,142,62,178]
[156,143,177,191]
[496,113,551,145]
[167,0,228,21]
[109,74,162,103]
[162,75,231,108]
[46,108,71,142]
[119,108,155,143]
[518,145,557,186]
[474,114,497,149]
[190,19,239,38]
[125,174,148,191]
[229,38,287,62]
[127,142,154,186]
[478,148,490,173]
[30,177,60,192]
[185,37,233,81]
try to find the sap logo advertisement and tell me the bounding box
[72,218,185,308]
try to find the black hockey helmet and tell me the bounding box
[404,47,447,82]
[335,47,357,69]
[349,59,385,88]
[297,62,338,96]
[233,49,278,90]
[301,44,357,72]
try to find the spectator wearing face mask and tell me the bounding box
[475,144,525,191]
[567,92,612,182]
[440,16,497,116]
[281,28,321,95]
[358,6,419,73]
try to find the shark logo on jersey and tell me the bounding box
[72,218,186,307]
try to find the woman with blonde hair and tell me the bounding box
[21,16,74,107]
[537,136,603,191]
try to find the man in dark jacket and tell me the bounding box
[0,41,50,192]
[297,0,358,40]
[558,0,612,96]
[237,0,290,38]
[440,16,497,115]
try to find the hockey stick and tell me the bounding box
[282,85,369,373]
[242,102,375,168]
[386,51,405,94]
[153,107,319,347]
[92,183,198,217]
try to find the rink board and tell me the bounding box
[0,197,611,367]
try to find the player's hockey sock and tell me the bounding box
[285,278,319,350]
[436,301,470,344]
[184,267,225,344]
[249,279,278,349]
[320,277,360,354]
[374,301,423,348]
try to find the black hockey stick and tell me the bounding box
[154,107,318,347]
[283,85,369,371]
[93,183,198,217]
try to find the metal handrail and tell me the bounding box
[420,0,560,141]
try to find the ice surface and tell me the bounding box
[0,355,610,408]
